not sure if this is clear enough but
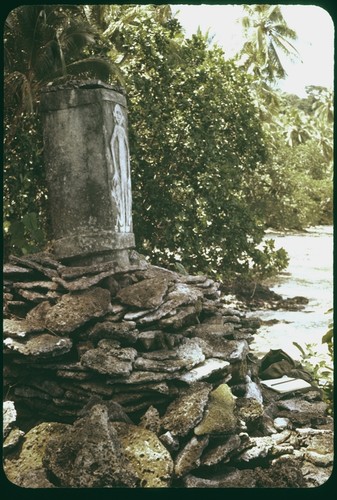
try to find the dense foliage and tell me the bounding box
[3,4,333,280]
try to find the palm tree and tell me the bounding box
[4,5,119,121]
[238,4,300,82]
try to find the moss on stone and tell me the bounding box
[194,383,237,435]
[111,422,174,487]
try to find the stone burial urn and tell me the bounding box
[40,80,135,266]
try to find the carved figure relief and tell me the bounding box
[109,104,132,232]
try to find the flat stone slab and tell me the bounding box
[4,334,72,358]
[117,277,169,309]
[43,404,138,487]
[81,341,137,376]
[174,436,209,478]
[3,318,43,338]
[192,323,235,339]
[161,382,212,437]
[194,384,237,435]
[111,422,174,487]
[178,358,230,384]
[201,434,242,466]
[45,287,111,334]
[89,321,138,344]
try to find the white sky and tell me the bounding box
[172,4,334,97]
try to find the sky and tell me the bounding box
[171,4,334,97]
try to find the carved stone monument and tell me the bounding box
[40,81,135,265]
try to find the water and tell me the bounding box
[249,225,333,362]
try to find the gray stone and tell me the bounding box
[3,318,40,339]
[43,404,138,487]
[111,370,175,384]
[117,277,169,309]
[183,469,256,488]
[192,323,235,339]
[159,304,202,330]
[235,397,264,431]
[138,283,203,326]
[299,428,333,467]
[178,358,230,384]
[161,382,212,437]
[137,330,166,350]
[174,436,209,477]
[159,431,180,452]
[17,289,51,302]
[139,405,161,434]
[274,417,291,431]
[45,287,111,334]
[276,398,328,425]
[89,320,138,344]
[26,301,53,328]
[12,280,59,290]
[3,263,33,275]
[4,334,72,358]
[80,341,137,376]
[124,309,152,321]
[111,422,174,487]
[134,357,191,373]
[3,400,17,439]
[135,338,205,373]
[54,268,123,291]
[201,434,242,466]
[3,427,25,452]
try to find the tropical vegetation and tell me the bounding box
[3,4,333,280]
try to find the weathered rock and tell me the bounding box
[183,469,257,488]
[3,263,34,275]
[80,340,137,376]
[254,458,306,487]
[274,417,291,431]
[44,404,138,487]
[3,427,25,452]
[13,280,60,290]
[174,436,209,477]
[138,330,172,355]
[45,287,111,334]
[192,323,235,339]
[138,283,203,326]
[4,334,72,358]
[139,405,161,434]
[159,304,202,331]
[78,395,132,424]
[4,318,45,339]
[111,422,174,487]
[134,357,190,373]
[26,301,53,328]
[4,422,68,488]
[161,382,212,437]
[159,431,180,452]
[111,370,175,384]
[17,289,53,303]
[117,277,169,309]
[135,338,205,373]
[194,384,237,435]
[201,434,242,466]
[276,398,328,425]
[3,401,17,439]
[89,320,138,344]
[178,358,230,384]
[297,428,334,467]
[124,309,152,321]
[235,397,264,431]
